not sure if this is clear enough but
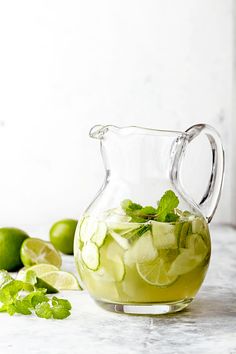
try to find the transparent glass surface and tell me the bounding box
[74,124,224,315]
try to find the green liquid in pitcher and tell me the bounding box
[74,192,211,305]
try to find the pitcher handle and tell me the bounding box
[171,124,225,223]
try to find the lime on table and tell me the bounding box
[20,238,62,268]
[17,264,59,281]
[137,256,178,287]
[39,271,80,290]
[50,219,78,255]
[0,228,29,271]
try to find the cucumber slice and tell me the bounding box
[80,217,97,243]
[110,230,130,250]
[81,242,99,270]
[151,221,177,249]
[91,221,107,247]
[124,231,157,265]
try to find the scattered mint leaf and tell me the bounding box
[156,190,179,222]
[35,302,52,319]
[52,297,72,310]
[6,304,16,316]
[0,274,72,320]
[14,299,32,315]
[52,305,70,319]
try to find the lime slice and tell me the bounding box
[91,221,107,247]
[124,231,157,265]
[137,256,178,287]
[80,217,97,243]
[20,238,62,268]
[17,264,59,281]
[39,270,80,290]
[81,242,99,270]
[151,221,178,249]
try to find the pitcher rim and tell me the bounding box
[89,124,186,139]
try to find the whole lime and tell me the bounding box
[0,228,29,271]
[49,219,78,255]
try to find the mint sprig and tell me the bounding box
[0,271,72,320]
[121,190,180,223]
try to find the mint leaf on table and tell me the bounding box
[156,190,179,222]
[0,273,72,320]
[52,296,72,310]
[35,302,52,319]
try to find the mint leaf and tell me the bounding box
[165,213,180,222]
[6,304,16,316]
[14,299,32,315]
[52,297,72,310]
[23,290,49,308]
[35,302,52,319]
[121,199,142,211]
[52,305,70,319]
[156,190,179,222]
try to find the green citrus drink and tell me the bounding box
[74,191,211,311]
[74,206,210,307]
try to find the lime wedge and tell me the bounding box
[81,242,99,270]
[20,238,62,268]
[91,221,107,247]
[35,277,59,293]
[124,231,157,265]
[39,271,80,290]
[137,256,178,287]
[17,264,59,281]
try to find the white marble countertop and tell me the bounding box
[0,225,235,354]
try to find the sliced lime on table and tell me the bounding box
[39,271,80,290]
[17,264,59,281]
[20,238,62,268]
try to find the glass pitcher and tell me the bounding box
[74,124,224,315]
